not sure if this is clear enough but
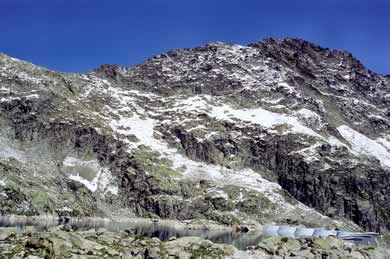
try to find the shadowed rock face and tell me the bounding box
[166,126,390,232]
[0,38,389,234]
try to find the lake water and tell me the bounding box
[106,221,264,250]
[0,216,264,250]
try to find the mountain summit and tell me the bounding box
[0,38,389,244]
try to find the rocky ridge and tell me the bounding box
[0,38,389,239]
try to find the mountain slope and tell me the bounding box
[0,38,389,234]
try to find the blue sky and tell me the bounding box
[1,0,389,74]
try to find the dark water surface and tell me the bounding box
[0,216,264,250]
[107,222,264,250]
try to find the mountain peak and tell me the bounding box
[249,37,367,73]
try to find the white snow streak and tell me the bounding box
[210,103,321,137]
[377,137,390,152]
[109,110,303,207]
[168,95,321,137]
[337,125,390,168]
[63,157,118,195]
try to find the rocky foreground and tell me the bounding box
[0,227,388,259]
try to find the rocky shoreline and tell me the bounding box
[1,225,389,258]
[1,215,389,258]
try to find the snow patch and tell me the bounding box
[327,136,346,147]
[63,157,118,195]
[264,97,283,104]
[0,96,21,102]
[166,95,321,137]
[377,137,390,152]
[59,206,73,212]
[110,113,162,150]
[183,164,288,205]
[79,75,112,98]
[294,108,321,121]
[187,125,207,132]
[0,87,10,92]
[0,136,25,160]
[209,189,229,200]
[342,74,351,80]
[337,125,390,168]
[24,94,40,99]
[210,103,321,137]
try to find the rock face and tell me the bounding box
[0,38,389,235]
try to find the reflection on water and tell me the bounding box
[0,215,264,251]
[106,222,264,250]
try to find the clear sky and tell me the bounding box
[1,0,389,74]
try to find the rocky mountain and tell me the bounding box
[0,38,389,239]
